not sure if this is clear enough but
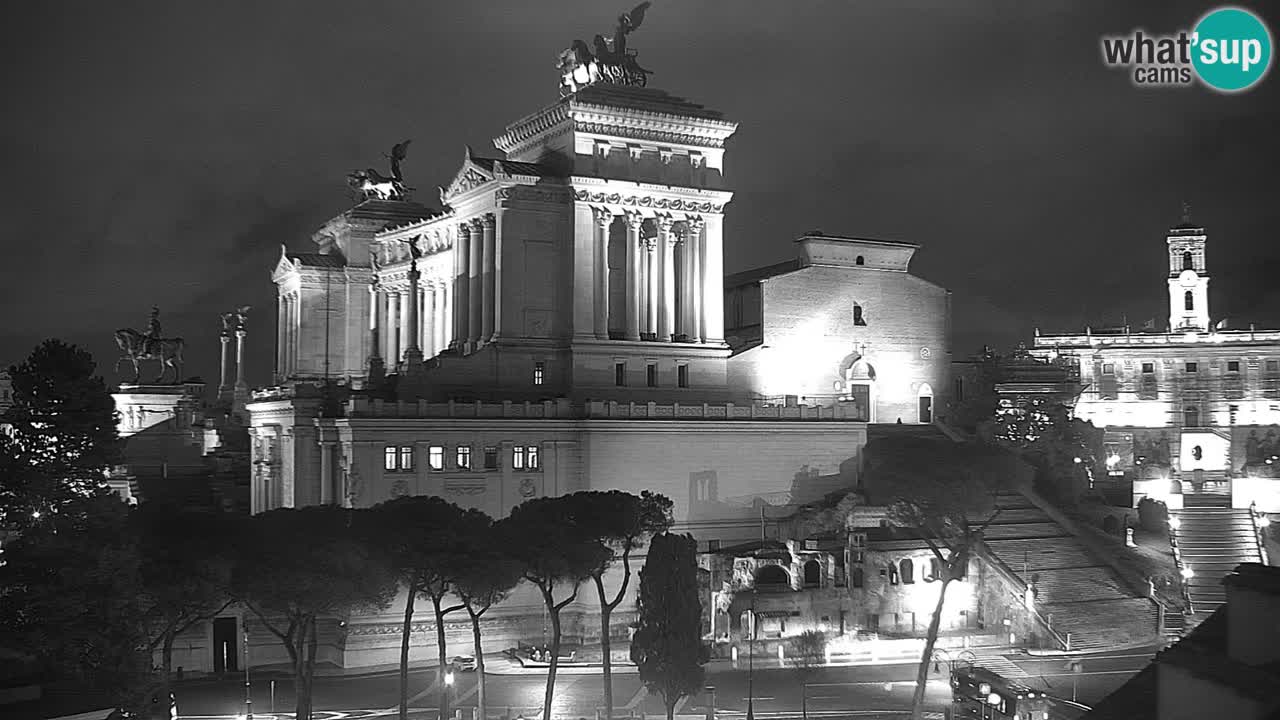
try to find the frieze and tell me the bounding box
[573,189,722,214]
[494,186,573,205]
[347,615,524,637]
[574,121,726,149]
[445,481,487,496]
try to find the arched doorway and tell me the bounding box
[755,564,790,588]
[839,353,876,422]
[917,383,934,424]
[803,559,821,588]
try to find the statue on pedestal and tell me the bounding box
[559,2,653,95]
[114,307,186,384]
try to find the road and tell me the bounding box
[171,645,1159,720]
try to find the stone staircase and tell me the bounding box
[982,493,1157,651]
[1171,491,1262,616]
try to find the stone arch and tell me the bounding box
[803,559,821,587]
[837,354,876,422]
[755,564,789,587]
[1183,251,1193,271]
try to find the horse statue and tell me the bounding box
[114,328,185,384]
[347,140,412,200]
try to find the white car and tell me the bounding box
[451,655,478,672]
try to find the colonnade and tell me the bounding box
[370,278,455,364]
[594,209,710,343]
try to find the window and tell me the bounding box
[855,255,865,266]
[853,304,866,326]
[615,362,626,386]
[1184,406,1199,427]
[533,361,545,385]
[888,566,899,585]
[1228,360,1240,373]
[1102,363,1115,375]
[900,559,915,584]
[852,567,864,588]
[513,445,540,471]
[1185,291,1194,311]
[677,364,689,388]
[428,446,445,471]
[707,539,721,552]
[926,557,941,582]
[647,363,657,387]
[484,446,499,470]
[456,445,472,470]
[1269,360,1280,373]
[803,560,821,588]
[1183,251,1194,271]
[1142,362,1155,374]
[385,445,413,472]
[1185,362,1199,373]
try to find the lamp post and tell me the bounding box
[444,670,455,720]
[243,621,253,720]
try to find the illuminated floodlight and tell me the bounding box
[31,510,41,519]
[1259,515,1272,528]
[987,692,1002,706]
[445,671,455,686]
[1073,457,1082,464]
[978,682,991,695]
[1169,516,1182,531]
[1181,566,1195,580]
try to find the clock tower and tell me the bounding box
[1166,204,1209,332]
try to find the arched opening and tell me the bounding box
[803,559,821,588]
[1183,251,1193,271]
[900,558,915,584]
[1184,406,1199,427]
[852,567,864,588]
[917,383,934,424]
[1185,291,1194,311]
[755,564,790,588]
[853,304,867,326]
[855,255,865,266]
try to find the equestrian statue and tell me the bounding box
[114,306,186,384]
[347,140,412,200]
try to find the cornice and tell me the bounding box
[570,183,731,215]
[494,102,572,155]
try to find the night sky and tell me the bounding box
[3,1,1279,389]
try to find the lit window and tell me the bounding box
[1227,361,1240,373]
[456,445,472,470]
[647,363,658,387]
[398,446,414,471]
[384,446,397,471]
[1102,363,1114,375]
[1142,362,1155,374]
[615,362,626,386]
[428,446,444,471]
[526,444,539,470]
[513,446,525,469]
[484,446,499,470]
[533,361,545,386]
[1185,362,1198,373]
[678,364,689,388]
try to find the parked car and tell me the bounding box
[451,655,478,672]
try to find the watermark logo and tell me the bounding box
[1101,6,1272,92]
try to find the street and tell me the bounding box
[170,644,1159,720]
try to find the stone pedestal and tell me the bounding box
[113,383,205,437]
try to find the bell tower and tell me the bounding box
[1166,203,1210,332]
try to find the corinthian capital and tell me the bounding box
[656,214,675,233]
[625,211,645,231]
[685,216,706,237]
[481,213,496,230]
[593,207,614,229]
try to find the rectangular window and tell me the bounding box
[707,539,721,551]
[1142,362,1155,374]
[456,445,472,470]
[513,445,536,470]
[533,361,545,386]
[398,446,414,472]
[484,446,499,470]
[384,446,397,471]
[527,444,540,470]
[1185,362,1199,373]
[1102,363,1115,375]
[615,362,626,386]
[1268,360,1280,372]
[647,363,658,387]
[428,446,445,471]
[1228,360,1241,373]
[677,364,689,388]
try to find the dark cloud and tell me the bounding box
[2,0,1278,384]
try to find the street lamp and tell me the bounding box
[243,622,252,720]
[1181,566,1195,580]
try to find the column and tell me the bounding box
[387,291,400,363]
[422,283,435,357]
[689,218,705,343]
[646,238,659,337]
[285,294,295,376]
[438,284,450,353]
[219,333,231,395]
[453,224,470,349]
[405,265,421,359]
[468,218,483,347]
[658,216,676,342]
[399,289,413,360]
[368,284,381,360]
[319,439,333,505]
[625,212,642,341]
[276,296,285,380]
[679,224,692,339]
[699,214,724,343]
[481,214,496,342]
[593,208,611,339]
[235,328,248,390]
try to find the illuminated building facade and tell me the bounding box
[1032,215,1280,510]
[242,46,951,669]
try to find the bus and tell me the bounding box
[950,665,1051,720]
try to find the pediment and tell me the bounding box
[440,147,495,203]
[271,245,297,282]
